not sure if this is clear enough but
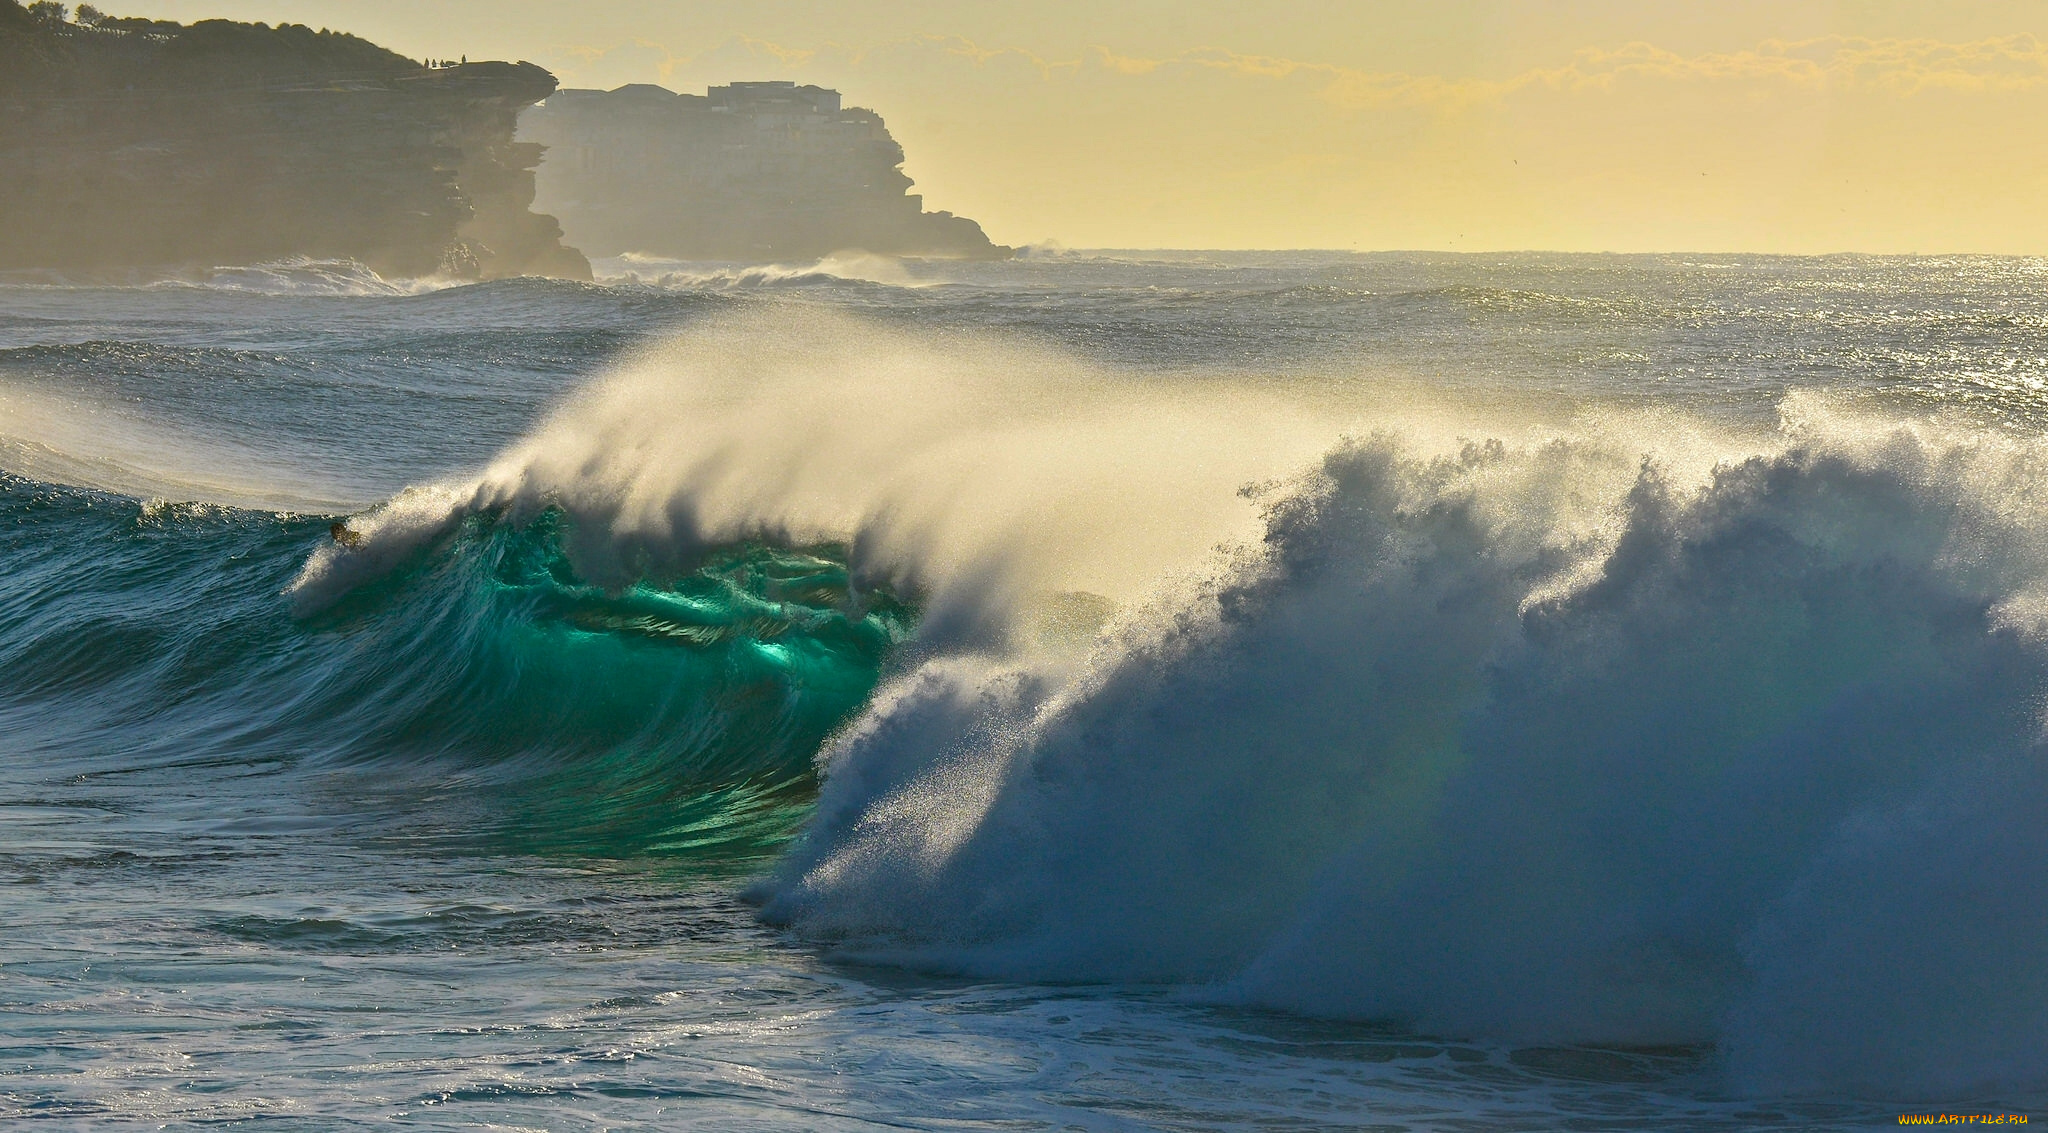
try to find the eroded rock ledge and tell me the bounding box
[520,81,1011,263]
[0,2,590,280]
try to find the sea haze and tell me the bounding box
[3,251,2046,1129]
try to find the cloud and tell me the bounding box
[542,38,681,86]
[1083,34,2048,110]
[1522,35,2048,95]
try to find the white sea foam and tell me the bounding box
[592,251,937,290]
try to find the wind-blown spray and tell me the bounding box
[286,308,2048,1099]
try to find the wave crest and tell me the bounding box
[286,305,2048,1097]
[592,252,934,290]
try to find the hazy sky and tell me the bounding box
[120,1,2048,252]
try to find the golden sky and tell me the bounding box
[121,1,2048,252]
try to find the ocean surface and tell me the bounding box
[3,250,2047,1129]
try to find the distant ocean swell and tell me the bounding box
[0,257,471,297]
[9,304,2048,1101]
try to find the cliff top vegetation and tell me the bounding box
[0,1,449,88]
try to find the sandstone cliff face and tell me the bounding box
[519,82,1010,262]
[0,3,589,280]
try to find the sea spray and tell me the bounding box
[276,307,2048,1098]
[0,379,361,513]
[290,306,1366,626]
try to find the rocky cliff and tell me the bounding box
[0,2,589,280]
[519,81,1010,262]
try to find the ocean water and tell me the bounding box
[4,251,2047,1129]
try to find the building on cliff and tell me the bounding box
[0,1,589,280]
[517,81,1010,262]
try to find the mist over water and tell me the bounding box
[5,252,2048,1127]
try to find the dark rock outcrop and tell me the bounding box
[519,81,1010,262]
[0,2,590,280]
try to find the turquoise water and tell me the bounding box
[4,252,2048,1128]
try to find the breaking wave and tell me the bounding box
[591,252,935,290]
[758,416,2048,1100]
[218,306,2048,1098]
[0,257,466,296]
[0,481,906,859]
[146,258,470,297]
